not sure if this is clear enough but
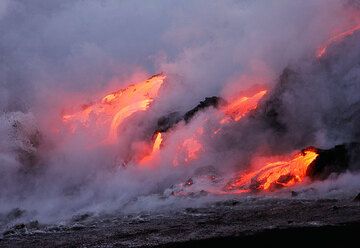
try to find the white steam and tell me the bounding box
[0,0,360,226]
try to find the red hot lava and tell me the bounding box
[316,24,360,58]
[221,90,267,124]
[139,132,163,165]
[58,69,330,194]
[62,74,166,143]
[226,148,319,192]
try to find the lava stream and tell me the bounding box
[62,74,165,143]
[316,24,360,58]
[221,90,267,123]
[172,89,268,166]
[152,132,163,152]
[226,148,319,192]
[139,132,163,165]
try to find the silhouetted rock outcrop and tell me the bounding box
[155,96,225,133]
[306,142,360,180]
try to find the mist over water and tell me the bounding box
[1,0,360,224]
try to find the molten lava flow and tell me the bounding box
[139,132,163,165]
[316,24,360,58]
[221,90,267,124]
[62,73,166,143]
[171,89,267,166]
[226,148,319,192]
[152,132,163,153]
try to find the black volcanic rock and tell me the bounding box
[183,96,225,123]
[1,198,360,247]
[156,112,183,133]
[256,68,296,133]
[353,193,360,202]
[306,142,360,180]
[155,96,225,133]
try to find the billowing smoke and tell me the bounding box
[1,0,360,226]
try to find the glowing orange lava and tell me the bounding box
[172,89,267,166]
[62,74,165,143]
[316,24,360,58]
[152,132,163,153]
[221,90,267,124]
[226,148,319,192]
[139,132,163,165]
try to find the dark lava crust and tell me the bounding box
[1,197,360,247]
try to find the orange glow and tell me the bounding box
[108,99,151,140]
[226,148,319,192]
[139,132,163,165]
[316,24,360,58]
[152,132,163,153]
[62,74,165,142]
[173,127,204,166]
[221,90,267,123]
[182,138,203,163]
